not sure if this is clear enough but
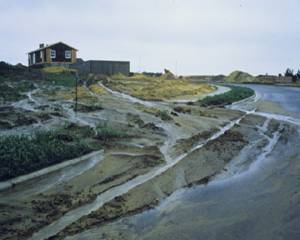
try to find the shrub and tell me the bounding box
[200,86,254,107]
[156,110,173,121]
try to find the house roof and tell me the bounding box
[28,41,78,54]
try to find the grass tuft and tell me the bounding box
[156,110,173,121]
[95,124,128,142]
[0,129,93,181]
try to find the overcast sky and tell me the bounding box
[0,0,299,75]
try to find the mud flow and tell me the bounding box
[1,81,299,240]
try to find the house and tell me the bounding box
[28,42,77,67]
[27,41,130,75]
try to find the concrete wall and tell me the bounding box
[71,60,130,76]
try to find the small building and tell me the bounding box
[71,59,130,76]
[28,42,77,67]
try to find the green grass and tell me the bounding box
[0,83,24,103]
[200,86,254,107]
[95,124,128,142]
[45,73,76,87]
[0,80,35,104]
[0,121,129,181]
[0,128,93,181]
[76,102,103,113]
[0,75,9,81]
[15,81,35,92]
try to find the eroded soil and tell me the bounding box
[0,78,293,240]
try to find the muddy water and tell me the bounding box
[250,84,300,118]
[0,151,104,202]
[65,84,300,240]
[29,116,244,240]
[26,83,240,240]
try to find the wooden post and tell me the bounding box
[75,72,78,113]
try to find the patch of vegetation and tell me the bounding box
[0,82,24,103]
[42,66,77,74]
[173,106,192,114]
[126,113,145,127]
[0,106,53,129]
[44,72,77,87]
[95,124,128,142]
[200,86,254,107]
[62,123,95,138]
[0,75,9,81]
[0,80,35,104]
[107,72,214,101]
[89,84,107,95]
[76,102,103,112]
[135,105,174,121]
[0,127,94,181]
[156,110,173,121]
[42,86,99,106]
[75,86,99,104]
[15,81,35,92]
[0,61,27,75]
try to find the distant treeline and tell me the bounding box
[281,68,300,82]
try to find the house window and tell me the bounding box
[65,50,72,59]
[40,51,43,60]
[50,49,56,59]
[32,53,36,64]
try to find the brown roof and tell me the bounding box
[28,41,78,54]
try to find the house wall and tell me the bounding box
[49,43,73,63]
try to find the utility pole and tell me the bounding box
[75,71,78,113]
[138,56,142,73]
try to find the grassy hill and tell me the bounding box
[226,71,256,83]
[106,72,215,101]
